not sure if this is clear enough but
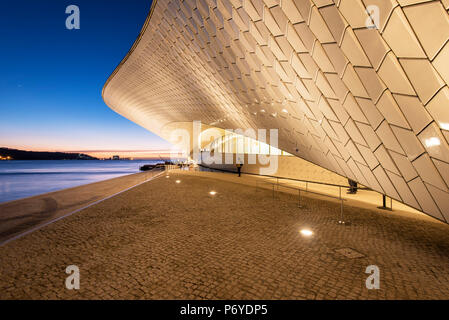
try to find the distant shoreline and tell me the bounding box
[0,147,98,161]
[0,159,172,162]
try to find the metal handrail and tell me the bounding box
[198,164,353,189]
[275,181,346,201]
[253,175,347,223]
[199,164,352,223]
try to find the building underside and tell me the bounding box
[103,0,449,223]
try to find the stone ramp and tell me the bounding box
[0,170,161,244]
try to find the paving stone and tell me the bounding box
[0,173,448,299]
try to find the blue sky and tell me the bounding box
[0,0,172,157]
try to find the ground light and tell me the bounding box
[209,191,217,195]
[176,180,181,184]
[300,229,313,237]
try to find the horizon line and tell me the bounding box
[1,147,180,154]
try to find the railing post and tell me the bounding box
[340,198,344,222]
[298,189,302,208]
[338,186,346,225]
[377,194,393,211]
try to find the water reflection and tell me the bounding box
[0,160,160,203]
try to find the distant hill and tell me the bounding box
[0,148,98,160]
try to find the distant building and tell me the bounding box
[112,155,120,160]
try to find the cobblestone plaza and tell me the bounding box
[1,172,448,299]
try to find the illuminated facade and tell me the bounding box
[103,0,449,222]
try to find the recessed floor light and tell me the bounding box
[209,191,217,195]
[176,180,181,184]
[300,229,313,237]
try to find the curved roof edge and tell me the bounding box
[101,0,159,100]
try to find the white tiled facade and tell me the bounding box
[103,0,449,222]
